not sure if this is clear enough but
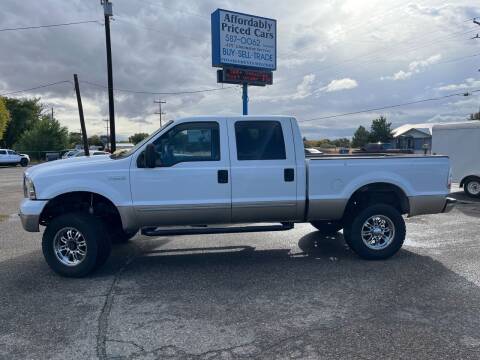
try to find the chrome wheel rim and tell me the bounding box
[361,215,395,250]
[53,227,87,266]
[467,181,480,196]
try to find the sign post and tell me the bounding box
[242,83,248,115]
[211,9,277,115]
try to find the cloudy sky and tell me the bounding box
[0,0,479,140]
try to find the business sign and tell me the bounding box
[217,68,273,86]
[211,9,277,71]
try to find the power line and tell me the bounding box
[0,20,100,33]
[300,89,480,122]
[0,80,72,96]
[80,80,235,95]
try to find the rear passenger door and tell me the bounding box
[227,119,297,222]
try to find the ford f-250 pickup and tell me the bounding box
[19,116,455,277]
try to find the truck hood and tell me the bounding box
[25,155,113,179]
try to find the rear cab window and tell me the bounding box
[234,121,286,160]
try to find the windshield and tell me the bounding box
[110,120,174,159]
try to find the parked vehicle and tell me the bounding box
[0,149,29,167]
[73,150,109,157]
[353,142,413,154]
[305,148,323,156]
[19,116,455,277]
[62,150,80,159]
[432,121,480,198]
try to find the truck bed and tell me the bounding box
[305,155,450,220]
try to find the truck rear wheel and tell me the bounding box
[464,177,480,198]
[42,213,111,277]
[310,220,342,235]
[345,204,405,260]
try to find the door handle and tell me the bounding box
[284,168,294,182]
[218,170,228,184]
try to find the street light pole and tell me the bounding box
[101,0,116,152]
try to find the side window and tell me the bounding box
[139,122,220,167]
[8,150,16,155]
[0,150,6,155]
[235,121,286,160]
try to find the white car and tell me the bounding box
[0,149,29,167]
[62,150,80,159]
[73,150,109,157]
[19,116,454,277]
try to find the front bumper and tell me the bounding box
[18,199,48,232]
[442,197,456,213]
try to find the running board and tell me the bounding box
[141,222,294,237]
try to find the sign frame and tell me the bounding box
[211,8,277,71]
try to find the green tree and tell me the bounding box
[369,116,393,143]
[0,97,10,144]
[15,116,68,159]
[88,135,103,148]
[332,138,351,148]
[351,126,370,148]
[129,132,149,145]
[68,132,82,148]
[3,98,42,148]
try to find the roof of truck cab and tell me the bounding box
[174,115,294,122]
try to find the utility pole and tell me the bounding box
[51,107,54,120]
[101,0,116,152]
[73,74,90,156]
[103,118,110,150]
[154,99,166,128]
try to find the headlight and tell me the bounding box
[23,176,36,200]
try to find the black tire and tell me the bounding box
[310,220,342,235]
[20,158,28,167]
[464,177,480,198]
[42,212,111,277]
[345,204,405,260]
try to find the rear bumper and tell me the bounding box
[442,197,456,213]
[18,199,48,232]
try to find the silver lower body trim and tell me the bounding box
[307,198,347,221]
[408,195,448,217]
[134,203,231,227]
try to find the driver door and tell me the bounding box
[130,120,231,226]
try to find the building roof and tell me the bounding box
[392,123,434,138]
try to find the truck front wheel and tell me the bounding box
[20,158,28,167]
[42,213,111,277]
[344,204,405,260]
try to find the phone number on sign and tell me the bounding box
[224,35,262,47]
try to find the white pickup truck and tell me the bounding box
[19,116,455,277]
[0,149,29,167]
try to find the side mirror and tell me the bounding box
[144,144,156,168]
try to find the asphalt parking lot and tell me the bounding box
[1,166,480,359]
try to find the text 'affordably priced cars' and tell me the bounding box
[19,116,455,277]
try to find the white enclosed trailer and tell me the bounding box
[432,121,480,197]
